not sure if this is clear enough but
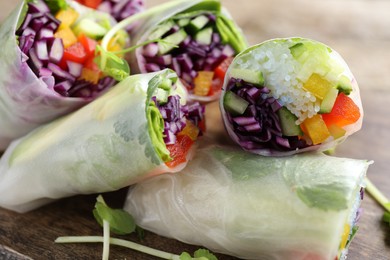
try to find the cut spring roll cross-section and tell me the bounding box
[126,0,247,102]
[0,69,204,213]
[0,0,128,150]
[125,144,371,260]
[220,38,363,156]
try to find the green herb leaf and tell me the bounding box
[296,183,348,211]
[194,249,218,260]
[95,46,130,81]
[93,195,136,235]
[179,252,192,260]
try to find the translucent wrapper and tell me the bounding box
[0,70,192,213]
[125,144,371,260]
[127,0,247,102]
[220,38,363,156]
[0,1,118,151]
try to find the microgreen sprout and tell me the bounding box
[55,195,218,260]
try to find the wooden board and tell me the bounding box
[1,0,390,259]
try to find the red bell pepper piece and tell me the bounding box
[322,93,360,127]
[62,42,88,64]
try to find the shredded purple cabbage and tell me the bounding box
[16,0,116,99]
[226,78,308,151]
[152,95,204,145]
[142,13,236,92]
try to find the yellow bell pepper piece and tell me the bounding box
[303,73,333,100]
[79,68,101,84]
[55,8,79,30]
[178,120,200,141]
[54,27,77,48]
[193,71,214,96]
[339,224,351,250]
[302,114,330,145]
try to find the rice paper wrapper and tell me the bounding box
[0,70,189,213]
[0,1,117,151]
[220,38,363,156]
[125,144,371,260]
[127,0,247,103]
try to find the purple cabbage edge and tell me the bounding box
[97,0,144,23]
[152,95,205,145]
[226,78,308,151]
[16,0,116,99]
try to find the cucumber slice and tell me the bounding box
[289,42,307,58]
[319,87,338,114]
[278,107,303,136]
[337,75,352,95]
[72,18,107,39]
[223,91,249,115]
[177,18,190,27]
[195,27,213,45]
[148,20,175,40]
[229,68,264,86]
[158,29,187,55]
[187,15,209,33]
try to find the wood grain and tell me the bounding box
[1,0,390,259]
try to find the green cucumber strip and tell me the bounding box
[73,19,107,40]
[195,27,213,45]
[337,75,353,95]
[229,68,264,86]
[223,91,249,115]
[278,107,303,136]
[319,87,338,114]
[289,43,307,58]
[158,29,187,55]
[187,15,209,33]
[148,20,175,40]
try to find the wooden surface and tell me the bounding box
[1,0,390,259]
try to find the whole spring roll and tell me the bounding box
[0,69,204,213]
[125,144,371,260]
[0,0,128,150]
[220,38,363,156]
[126,0,247,102]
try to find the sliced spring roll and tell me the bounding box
[220,38,363,156]
[0,0,128,150]
[125,144,371,260]
[125,0,247,102]
[0,69,204,213]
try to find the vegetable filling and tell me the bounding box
[16,0,126,98]
[141,12,239,98]
[223,39,361,152]
[148,80,204,167]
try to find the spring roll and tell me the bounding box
[125,144,371,260]
[220,38,363,156]
[125,0,247,102]
[0,69,204,213]
[0,0,128,150]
